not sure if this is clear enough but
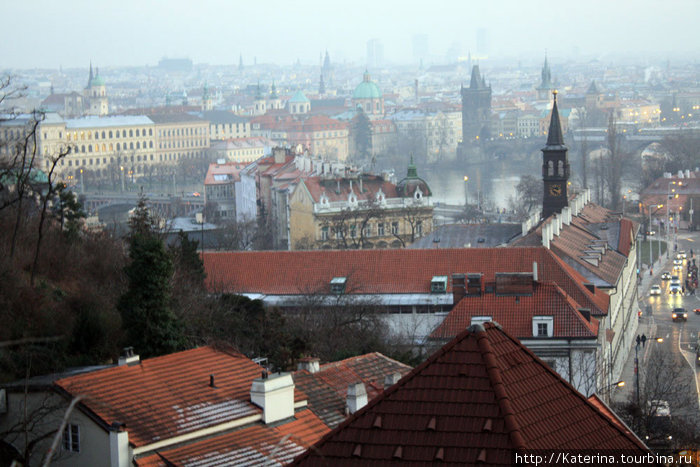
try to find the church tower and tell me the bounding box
[536,54,554,100]
[542,91,570,218]
[460,65,491,143]
[85,64,108,116]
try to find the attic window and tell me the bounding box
[330,277,346,294]
[533,316,554,338]
[471,316,492,326]
[431,276,447,294]
[213,174,230,181]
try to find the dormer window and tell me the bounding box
[348,192,357,206]
[330,277,346,294]
[533,316,554,337]
[376,189,386,205]
[320,192,329,207]
[471,316,492,326]
[414,187,423,201]
[431,276,447,294]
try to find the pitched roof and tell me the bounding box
[292,323,649,465]
[202,247,609,316]
[293,353,411,428]
[135,408,329,467]
[204,162,243,185]
[55,346,306,448]
[300,175,398,204]
[430,281,599,340]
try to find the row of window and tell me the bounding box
[67,141,154,154]
[471,316,553,337]
[160,139,206,149]
[158,127,207,138]
[321,221,423,240]
[66,128,153,141]
[58,151,204,167]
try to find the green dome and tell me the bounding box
[353,71,382,99]
[289,90,309,103]
[90,75,105,87]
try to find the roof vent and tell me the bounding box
[477,448,487,463]
[426,416,437,431]
[583,283,596,293]
[118,347,140,366]
[435,447,444,461]
[352,444,362,457]
[393,446,403,459]
[483,418,493,432]
[330,277,346,294]
[209,374,217,388]
[579,308,591,322]
[373,415,382,428]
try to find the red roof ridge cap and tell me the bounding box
[474,325,527,450]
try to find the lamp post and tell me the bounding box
[463,175,469,206]
[79,168,84,194]
[643,203,664,272]
[120,166,125,193]
[600,380,625,404]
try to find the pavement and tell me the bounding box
[610,240,668,406]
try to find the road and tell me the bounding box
[633,231,700,423]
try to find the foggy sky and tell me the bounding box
[3,0,698,69]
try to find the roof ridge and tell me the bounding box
[474,325,527,450]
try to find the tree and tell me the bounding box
[603,114,627,211]
[506,175,542,221]
[118,195,185,357]
[52,183,86,240]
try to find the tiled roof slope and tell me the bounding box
[294,353,411,428]
[292,323,649,466]
[202,247,609,316]
[55,346,306,448]
[136,408,329,467]
[430,282,599,340]
[301,176,399,203]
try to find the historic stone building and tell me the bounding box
[352,71,384,117]
[536,54,555,101]
[542,91,570,219]
[459,65,491,147]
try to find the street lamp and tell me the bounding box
[463,176,469,206]
[642,203,664,273]
[120,166,125,193]
[79,168,84,194]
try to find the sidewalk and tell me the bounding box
[611,246,669,405]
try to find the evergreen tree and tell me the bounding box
[170,230,206,288]
[118,194,185,357]
[52,183,86,240]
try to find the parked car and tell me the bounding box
[672,307,688,322]
[661,271,672,280]
[650,285,662,296]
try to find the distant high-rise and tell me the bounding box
[366,39,384,68]
[459,65,491,145]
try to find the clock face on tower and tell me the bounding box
[548,184,562,196]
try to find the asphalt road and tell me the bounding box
[639,232,700,422]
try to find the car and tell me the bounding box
[694,308,700,315]
[672,275,680,281]
[647,230,656,236]
[678,251,687,259]
[661,271,672,280]
[670,278,681,286]
[650,285,662,295]
[672,307,688,322]
[673,264,683,271]
[673,258,683,266]
[669,283,682,294]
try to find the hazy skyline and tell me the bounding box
[3,0,698,69]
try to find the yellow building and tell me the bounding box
[288,162,433,250]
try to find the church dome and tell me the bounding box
[289,90,310,103]
[90,75,105,87]
[353,71,382,99]
[396,157,431,198]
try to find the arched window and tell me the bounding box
[102,144,106,152]
[136,142,140,149]
[109,131,113,138]
[558,160,564,176]
[149,129,152,136]
[116,130,120,138]
[81,145,86,153]
[88,145,93,152]
[102,131,106,139]
[130,142,134,150]
[149,141,153,148]
[116,143,121,151]
[548,161,554,176]
[136,129,140,137]
[129,130,133,137]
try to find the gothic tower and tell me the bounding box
[460,65,492,143]
[542,91,570,218]
[536,54,554,100]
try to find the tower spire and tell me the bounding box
[546,90,564,147]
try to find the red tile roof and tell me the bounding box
[202,247,609,316]
[204,162,243,185]
[301,175,398,204]
[292,323,649,465]
[55,346,306,448]
[430,282,599,340]
[294,353,411,428]
[135,408,329,467]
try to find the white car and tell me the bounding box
[678,251,687,259]
[650,285,662,296]
[669,284,682,294]
[673,258,683,266]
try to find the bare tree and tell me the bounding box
[320,200,382,249]
[603,113,628,211]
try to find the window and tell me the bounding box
[363,225,371,237]
[391,222,399,235]
[62,424,80,452]
[471,316,492,326]
[431,276,447,293]
[350,224,357,238]
[416,221,423,237]
[533,316,553,338]
[330,277,346,294]
[321,226,329,241]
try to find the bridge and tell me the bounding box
[84,193,204,219]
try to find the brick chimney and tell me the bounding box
[250,372,295,424]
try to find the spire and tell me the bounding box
[323,50,331,70]
[87,61,94,88]
[319,74,326,94]
[469,65,483,89]
[546,91,565,147]
[255,81,262,99]
[363,69,371,82]
[271,81,278,98]
[540,52,552,88]
[407,154,418,178]
[239,54,243,71]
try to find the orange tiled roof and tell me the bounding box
[202,247,610,316]
[204,162,243,185]
[431,282,599,340]
[292,323,649,465]
[301,175,398,203]
[136,408,329,466]
[55,346,306,448]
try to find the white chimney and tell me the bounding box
[118,347,140,366]
[384,373,401,389]
[686,169,691,178]
[251,372,295,424]
[542,223,550,249]
[296,357,320,374]
[562,206,571,225]
[346,382,367,414]
[533,262,538,282]
[552,216,560,236]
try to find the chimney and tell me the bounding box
[346,382,367,414]
[686,169,691,178]
[552,216,560,236]
[250,372,295,424]
[542,223,550,249]
[533,262,538,282]
[452,273,466,303]
[384,373,401,389]
[296,357,320,374]
[209,374,217,388]
[359,177,363,192]
[273,147,285,164]
[118,347,140,366]
[562,206,571,225]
